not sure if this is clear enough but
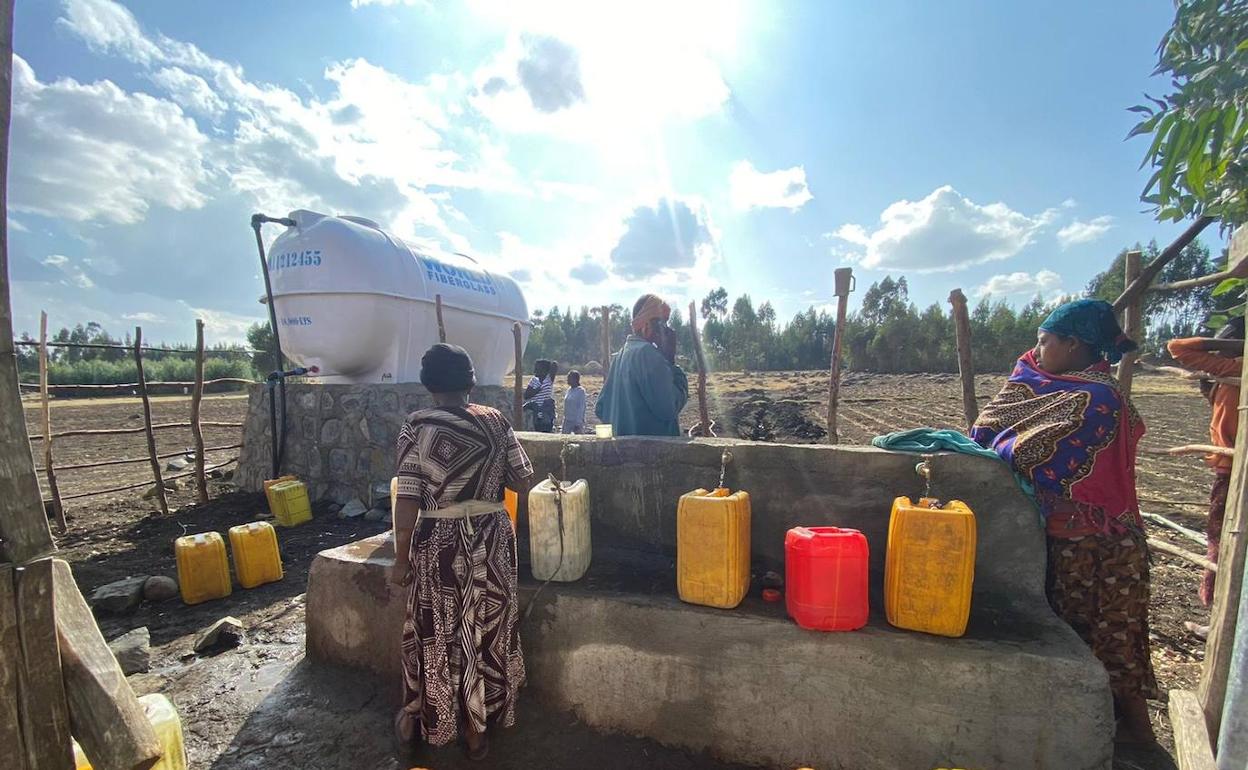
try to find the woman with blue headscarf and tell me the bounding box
[972,299,1157,745]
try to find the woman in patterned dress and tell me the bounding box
[391,343,534,761]
[971,299,1158,745]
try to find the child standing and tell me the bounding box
[562,370,587,434]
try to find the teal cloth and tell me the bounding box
[594,337,689,437]
[1039,298,1134,364]
[871,427,1037,502]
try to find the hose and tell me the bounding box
[251,213,296,478]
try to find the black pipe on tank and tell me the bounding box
[251,213,296,479]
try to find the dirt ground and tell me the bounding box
[26,370,1218,769]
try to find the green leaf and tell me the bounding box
[1212,277,1244,296]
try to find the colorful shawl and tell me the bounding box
[970,350,1145,535]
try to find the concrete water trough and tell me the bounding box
[293,434,1114,770]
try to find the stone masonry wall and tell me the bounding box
[235,383,512,503]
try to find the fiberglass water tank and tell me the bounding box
[265,210,529,385]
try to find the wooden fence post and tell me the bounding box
[15,559,74,770]
[435,294,447,343]
[687,302,713,437]
[600,305,611,375]
[512,322,524,427]
[1200,225,1248,741]
[133,327,168,516]
[38,311,65,532]
[1118,250,1142,397]
[827,268,853,444]
[191,319,208,504]
[948,289,979,430]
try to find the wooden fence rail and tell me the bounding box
[28,422,243,441]
[18,377,254,392]
[34,443,243,473]
[57,457,238,503]
[13,339,258,355]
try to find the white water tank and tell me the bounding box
[266,210,529,385]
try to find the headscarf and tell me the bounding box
[631,293,671,335]
[419,343,476,393]
[1039,299,1136,364]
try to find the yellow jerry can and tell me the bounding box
[263,475,296,512]
[71,693,187,770]
[884,496,976,637]
[268,479,312,527]
[504,487,518,529]
[677,488,751,609]
[174,532,232,605]
[228,521,284,589]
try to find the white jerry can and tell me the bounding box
[528,478,591,582]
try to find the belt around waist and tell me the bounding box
[419,500,505,533]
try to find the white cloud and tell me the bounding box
[569,257,609,284]
[466,0,738,147]
[150,67,227,116]
[1056,215,1113,249]
[11,55,210,225]
[831,186,1058,272]
[41,254,95,289]
[122,311,165,323]
[609,198,715,280]
[729,161,812,212]
[516,36,585,113]
[974,269,1064,300]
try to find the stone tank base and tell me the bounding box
[300,436,1114,770]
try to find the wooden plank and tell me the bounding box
[827,269,853,444]
[948,289,978,430]
[15,559,74,770]
[0,0,54,565]
[190,319,208,504]
[1118,250,1142,396]
[435,293,447,343]
[1142,511,1208,546]
[50,559,161,770]
[512,322,523,427]
[39,311,65,532]
[1169,689,1217,770]
[0,564,29,769]
[687,302,713,437]
[133,327,168,516]
[1199,319,1248,737]
[1113,215,1214,313]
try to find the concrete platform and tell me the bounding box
[307,533,1112,770]
[303,438,1115,768]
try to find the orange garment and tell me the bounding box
[1167,337,1241,471]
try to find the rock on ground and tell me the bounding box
[339,499,368,519]
[91,576,149,614]
[195,616,245,653]
[143,575,179,602]
[363,508,388,522]
[108,627,151,675]
[165,455,192,471]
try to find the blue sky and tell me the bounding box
[9,0,1214,345]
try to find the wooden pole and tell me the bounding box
[0,0,54,566]
[1113,215,1214,313]
[133,327,169,516]
[827,268,852,444]
[948,289,978,430]
[0,565,26,766]
[435,293,447,343]
[38,311,65,532]
[14,559,74,770]
[1200,224,1248,741]
[600,305,611,375]
[1118,249,1142,396]
[1169,690,1218,770]
[687,302,713,437]
[191,319,208,504]
[51,559,161,770]
[512,322,524,427]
